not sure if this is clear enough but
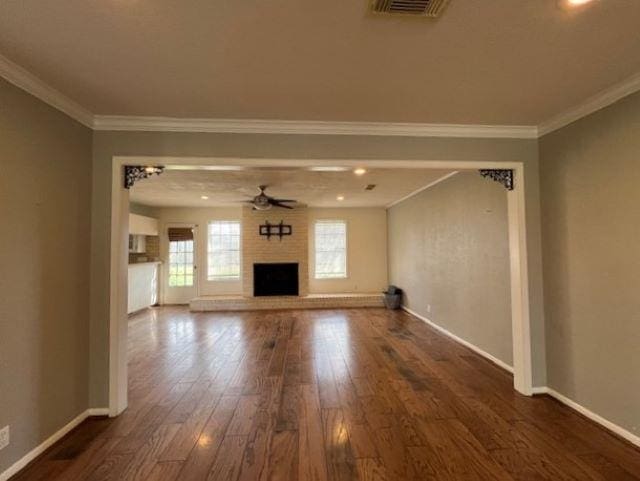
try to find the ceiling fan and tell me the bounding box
[245,185,296,210]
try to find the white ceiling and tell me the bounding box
[1,0,640,125]
[129,167,455,208]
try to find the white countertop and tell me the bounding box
[128,261,161,268]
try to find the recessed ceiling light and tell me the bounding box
[354,168,367,176]
[337,195,345,201]
[309,166,349,172]
[201,195,209,200]
[566,0,594,5]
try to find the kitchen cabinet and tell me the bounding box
[129,213,159,236]
[128,262,160,313]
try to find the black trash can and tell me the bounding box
[383,285,403,310]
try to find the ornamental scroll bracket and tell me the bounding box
[479,169,514,191]
[124,165,165,189]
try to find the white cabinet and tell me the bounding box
[128,262,160,314]
[129,213,159,236]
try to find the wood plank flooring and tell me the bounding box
[11,307,640,480]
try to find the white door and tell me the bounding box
[164,225,198,304]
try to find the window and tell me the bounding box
[168,239,194,287]
[314,220,347,279]
[208,221,241,280]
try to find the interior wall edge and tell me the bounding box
[533,387,640,449]
[404,298,640,450]
[401,306,514,374]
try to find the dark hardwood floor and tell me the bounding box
[11,306,640,480]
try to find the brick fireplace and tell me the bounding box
[253,262,299,296]
[241,205,309,297]
[189,204,383,311]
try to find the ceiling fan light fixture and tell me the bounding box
[241,185,297,210]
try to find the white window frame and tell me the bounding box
[168,238,195,287]
[207,220,241,281]
[314,219,348,280]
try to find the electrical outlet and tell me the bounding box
[427,304,432,313]
[0,425,9,451]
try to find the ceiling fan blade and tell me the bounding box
[271,200,293,209]
[272,198,296,203]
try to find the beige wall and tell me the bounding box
[90,129,546,406]
[388,172,513,365]
[0,79,92,473]
[539,91,640,437]
[4,60,638,466]
[155,206,243,297]
[144,205,386,299]
[129,202,159,218]
[308,208,388,294]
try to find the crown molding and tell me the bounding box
[538,71,640,137]
[386,171,459,208]
[2,53,640,138]
[0,53,94,128]
[92,115,539,138]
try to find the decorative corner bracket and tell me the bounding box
[479,169,514,191]
[124,165,165,189]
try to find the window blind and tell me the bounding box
[167,227,194,242]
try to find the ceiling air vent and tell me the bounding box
[370,0,450,17]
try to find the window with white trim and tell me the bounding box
[207,221,241,280]
[314,220,347,279]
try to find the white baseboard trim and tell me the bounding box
[0,408,109,481]
[530,386,549,395]
[532,387,640,448]
[402,305,640,449]
[87,408,110,417]
[401,305,514,374]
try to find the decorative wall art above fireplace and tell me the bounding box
[259,220,292,240]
